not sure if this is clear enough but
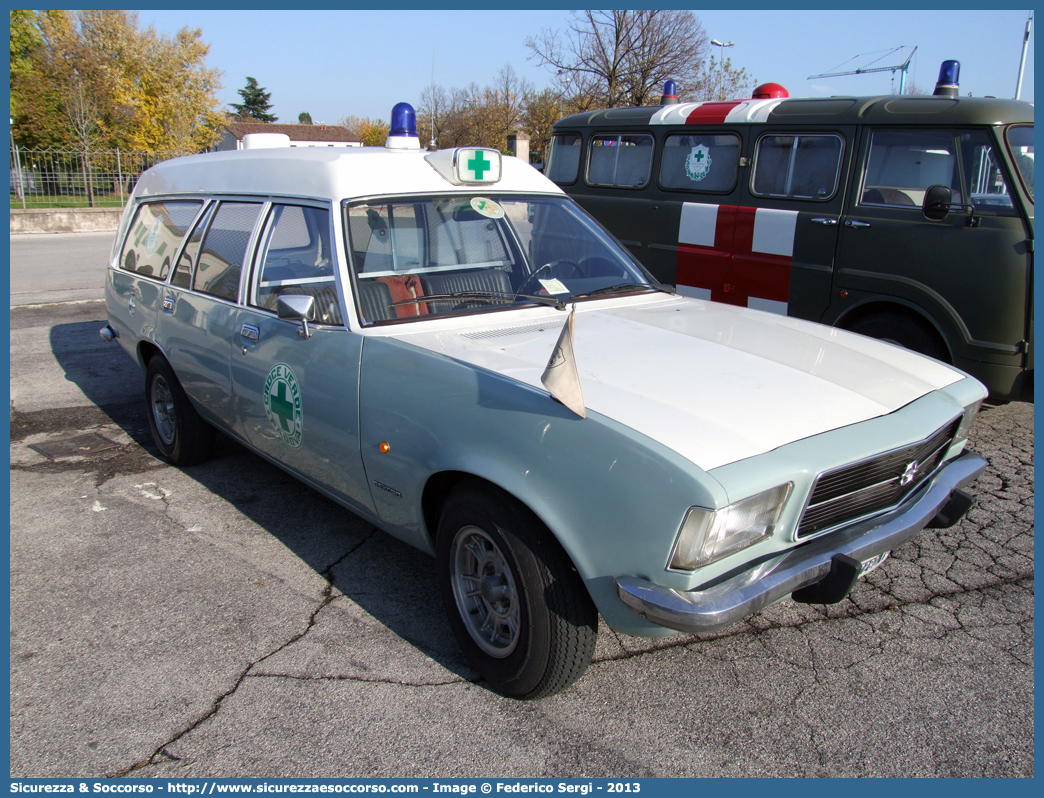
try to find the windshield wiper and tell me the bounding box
[389,290,566,310]
[568,283,665,301]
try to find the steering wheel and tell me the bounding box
[517,259,582,297]
[576,255,623,280]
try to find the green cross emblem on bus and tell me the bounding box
[685,144,712,182]
[467,150,491,179]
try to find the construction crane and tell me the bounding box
[809,46,918,95]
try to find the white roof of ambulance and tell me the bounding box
[131,146,563,202]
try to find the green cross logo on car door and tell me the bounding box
[263,363,303,448]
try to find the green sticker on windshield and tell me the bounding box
[471,197,505,219]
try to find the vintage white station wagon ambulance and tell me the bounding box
[102,103,988,698]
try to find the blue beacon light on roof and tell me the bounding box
[386,102,420,150]
[933,60,961,97]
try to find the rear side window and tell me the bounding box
[547,133,581,184]
[660,133,741,193]
[120,201,203,280]
[193,202,262,302]
[170,204,214,289]
[860,129,960,207]
[753,134,843,200]
[587,133,654,188]
[254,205,343,325]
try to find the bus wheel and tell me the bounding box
[847,311,950,362]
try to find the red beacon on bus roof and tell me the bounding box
[752,83,789,99]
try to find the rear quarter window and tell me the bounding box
[659,133,741,193]
[752,133,843,201]
[586,133,654,188]
[547,133,582,184]
[193,202,263,302]
[120,201,203,280]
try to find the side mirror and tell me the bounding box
[277,294,316,339]
[922,184,952,221]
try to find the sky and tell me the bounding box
[135,9,1035,126]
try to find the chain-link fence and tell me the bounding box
[9,147,187,209]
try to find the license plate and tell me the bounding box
[859,551,889,577]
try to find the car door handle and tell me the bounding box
[241,324,260,342]
[811,217,838,226]
[128,299,136,314]
[162,297,175,314]
[845,220,871,228]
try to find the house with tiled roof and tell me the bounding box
[215,122,362,151]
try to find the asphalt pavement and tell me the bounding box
[7,234,1034,778]
[10,231,117,306]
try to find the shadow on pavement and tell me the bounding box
[47,317,481,689]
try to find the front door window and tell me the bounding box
[860,129,960,208]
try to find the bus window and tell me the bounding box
[1005,125,1033,201]
[659,133,741,193]
[546,133,582,184]
[959,130,1016,214]
[752,134,843,200]
[860,129,960,208]
[586,133,654,188]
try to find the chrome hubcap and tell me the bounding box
[150,374,176,446]
[450,526,520,658]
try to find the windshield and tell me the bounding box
[1006,125,1034,202]
[345,194,658,324]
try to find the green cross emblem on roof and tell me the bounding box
[467,150,491,179]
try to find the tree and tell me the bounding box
[694,56,756,101]
[230,77,276,122]
[901,80,929,96]
[338,115,389,146]
[526,10,708,108]
[416,84,449,146]
[416,64,532,151]
[298,111,312,124]
[11,10,223,153]
[522,87,561,162]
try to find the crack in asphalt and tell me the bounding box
[111,529,379,779]
[248,673,473,688]
[587,572,1033,667]
[27,402,1033,777]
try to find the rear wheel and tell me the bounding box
[846,311,950,362]
[145,356,215,466]
[437,480,597,699]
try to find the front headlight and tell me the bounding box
[669,483,792,572]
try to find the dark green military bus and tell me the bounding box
[547,64,1034,400]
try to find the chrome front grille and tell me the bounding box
[797,417,962,539]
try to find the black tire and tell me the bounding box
[847,311,950,362]
[144,355,215,466]
[436,480,597,699]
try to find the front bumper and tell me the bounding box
[616,451,987,634]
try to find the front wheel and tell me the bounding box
[437,480,597,699]
[145,355,215,466]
